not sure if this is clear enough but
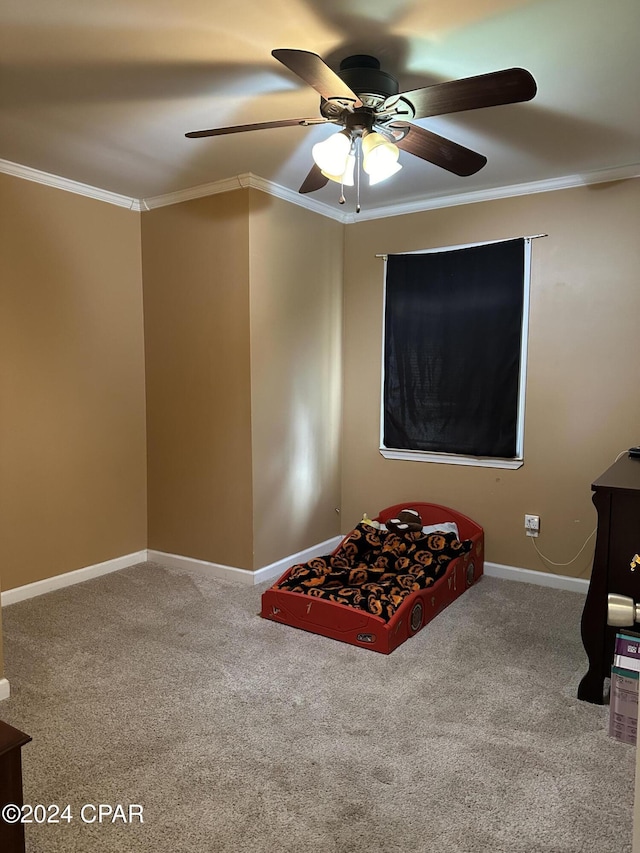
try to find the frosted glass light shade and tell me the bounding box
[362,131,402,185]
[312,132,351,175]
[321,153,356,186]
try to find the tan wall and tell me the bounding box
[2,169,637,595]
[142,191,254,568]
[0,174,147,592]
[341,178,640,577]
[248,192,343,568]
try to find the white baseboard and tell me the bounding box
[149,536,344,587]
[0,537,343,607]
[0,678,10,701]
[484,561,589,593]
[147,550,253,584]
[0,546,587,611]
[252,537,344,585]
[1,550,148,606]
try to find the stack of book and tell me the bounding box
[610,630,640,745]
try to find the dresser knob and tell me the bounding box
[608,593,640,627]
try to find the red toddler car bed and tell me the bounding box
[261,502,484,654]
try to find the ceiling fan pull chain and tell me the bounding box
[356,137,361,214]
[339,135,357,205]
[339,167,346,204]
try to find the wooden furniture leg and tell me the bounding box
[0,720,31,853]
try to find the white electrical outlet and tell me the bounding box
[524,514,540,537]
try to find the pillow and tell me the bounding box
[421,521,459,537]
[378,520,459,538]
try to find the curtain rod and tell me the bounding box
[375,234,548,259]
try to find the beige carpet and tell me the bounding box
[0,562,635,852]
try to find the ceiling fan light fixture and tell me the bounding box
[362,130,401,185]
[312,130,351,176]
[321,153,356,186]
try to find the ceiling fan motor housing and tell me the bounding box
[338,55,399,106]
[321,55,400,120]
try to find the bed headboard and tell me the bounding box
[375,502,482,542]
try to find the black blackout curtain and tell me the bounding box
[383,239,525,458]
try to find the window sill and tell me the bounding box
[379,448,524,469]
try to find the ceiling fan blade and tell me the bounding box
[299,164,329,194]
[392,123,487,177]
[272,49,362,109]
[388,68,536,120]
[186,117,329,138]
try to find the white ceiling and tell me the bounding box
[1,0,639,218]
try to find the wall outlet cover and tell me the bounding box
[524,514,540,537]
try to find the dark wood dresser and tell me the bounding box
[0,720,31,853]
[578,454,640,703]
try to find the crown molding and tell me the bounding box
[140,174,251,210]
[0,158,143,210]
[237,173,347,222]
[343,162,640,223]
[1,157,638,223]
[140,173,346,222]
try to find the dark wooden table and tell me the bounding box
[578,454,640,703]
[0,720,31,853]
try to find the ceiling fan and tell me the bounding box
[186,49,537,206]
